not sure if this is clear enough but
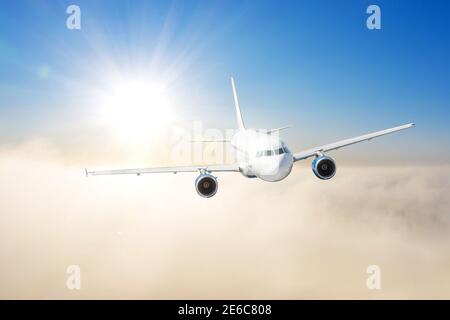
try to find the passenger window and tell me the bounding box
[264,150,273,156]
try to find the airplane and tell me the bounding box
[86,78,415,198]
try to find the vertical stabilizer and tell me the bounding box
[231,77,245,130]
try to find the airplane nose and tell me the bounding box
[280,153,293,170]
[259,154,293,181]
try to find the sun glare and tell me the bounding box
[99,80,175,146]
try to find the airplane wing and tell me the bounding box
[293,123,415,162]
[86,164,240,176]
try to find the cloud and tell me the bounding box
[0,143,449,299]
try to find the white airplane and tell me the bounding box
[86,78,415,198]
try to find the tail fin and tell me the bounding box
[231,77,245,130]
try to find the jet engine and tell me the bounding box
[312,155,336,180]
[195,173,218,198]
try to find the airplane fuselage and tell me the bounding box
[231,129,294,182]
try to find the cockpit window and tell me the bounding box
[274,148,285,155]
[256,148,285,157]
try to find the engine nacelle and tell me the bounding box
[195,174,218,198]
[312,155,336,180]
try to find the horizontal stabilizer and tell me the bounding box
[257,126,291,135]
[188,139,231,143]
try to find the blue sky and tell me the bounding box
[0,0,449,164]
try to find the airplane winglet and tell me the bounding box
[85,168,89,178]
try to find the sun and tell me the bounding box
[99,80,175,146]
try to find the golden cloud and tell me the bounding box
[0,143,449,299]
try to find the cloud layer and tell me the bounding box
[0,144,449,299]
